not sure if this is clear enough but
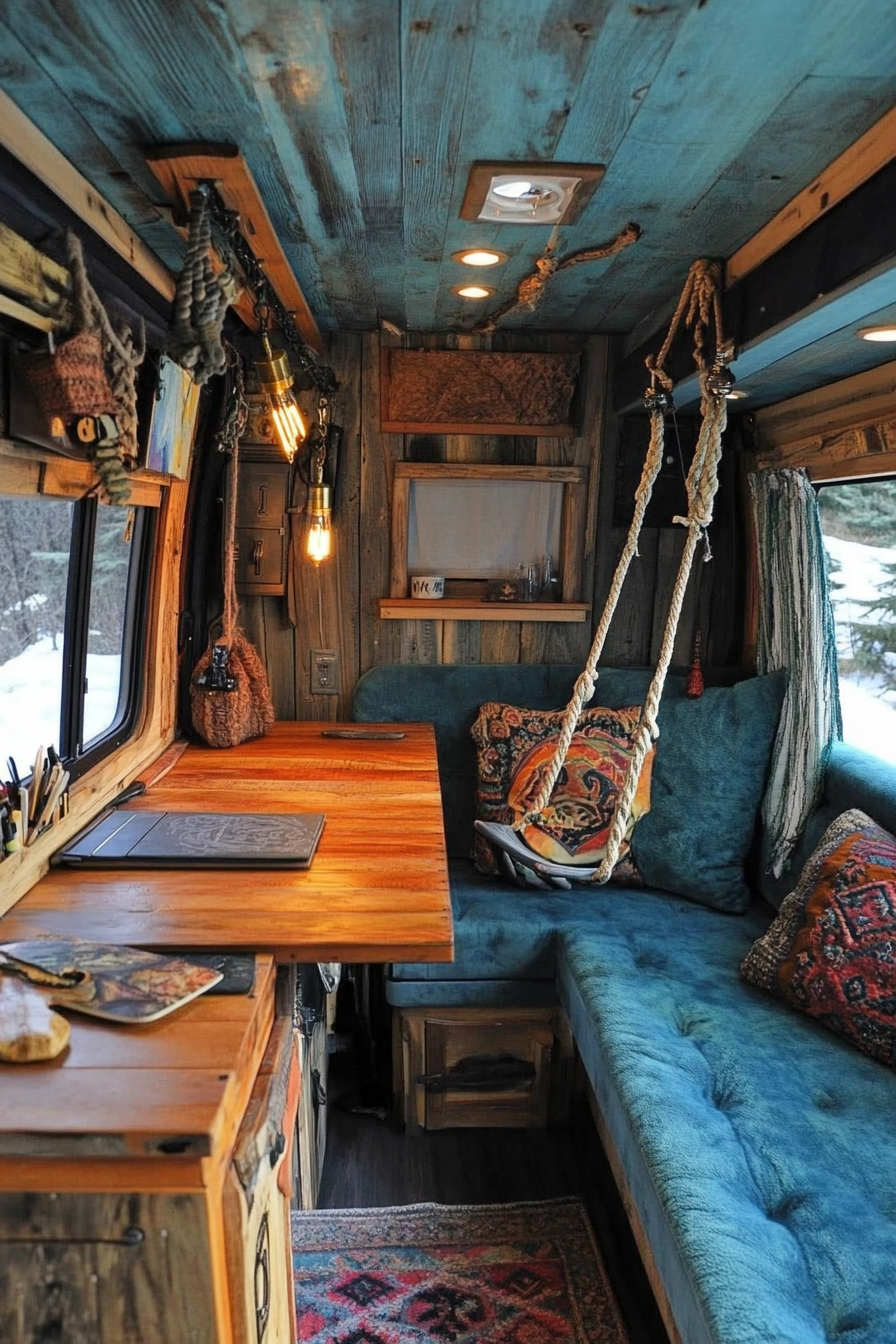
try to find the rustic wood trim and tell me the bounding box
[753,358,896,453]
[740,447,759,670]
[378,598,589,622]
[145,142,322,351]
[0,478,188,913]
[560,481,587,602]
[727,103,896,286]
[0,88,174,302]
[585,1083,683,1344]
[0,292,58,331]
[385,418,577,437]
[394,462,586,483]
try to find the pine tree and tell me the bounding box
[849,559,896,693]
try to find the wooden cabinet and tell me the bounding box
[0,956,298,1344]
[393,1005,574,1134]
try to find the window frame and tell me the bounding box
[0,487,157,785]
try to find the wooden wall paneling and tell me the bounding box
[600,528,659,667]
[480,621,522,664]
[389,474,411,598]
[400,618,442,666]
[360,332,403,673]
[649,529,699,668]
[290,332,361,721]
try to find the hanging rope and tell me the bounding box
[512,257,731,883]
[65,231,145,501]
[474,222,641,333]
[167,186,236,385]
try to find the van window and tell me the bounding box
[0,492,153,779]
[819,479,896,761]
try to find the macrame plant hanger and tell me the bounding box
[509,258,734,884]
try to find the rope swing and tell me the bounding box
[510,258,733,884]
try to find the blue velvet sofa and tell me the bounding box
[353,664,896,1344]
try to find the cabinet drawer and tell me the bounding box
[237,463,289,528]
[396,1007,563,1132]
[235,526,287,594]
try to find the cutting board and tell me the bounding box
[0,937,224,1063]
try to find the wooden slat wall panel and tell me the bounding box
[242,331,742,718]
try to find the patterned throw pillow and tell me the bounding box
[470,701,654,880]
[740,809,896,1067]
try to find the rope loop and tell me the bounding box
[510,256,730,881]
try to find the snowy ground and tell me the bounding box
[0,636,121,768]
[823,532,896,764]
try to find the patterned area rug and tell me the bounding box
[291,1197,628,1344]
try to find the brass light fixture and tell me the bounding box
[254,310,308,463]
[306,399,332,564]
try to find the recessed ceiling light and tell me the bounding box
[858,325,896,342]
[453,284,495,299]
[460,161,605,226]
[452,248,507,267]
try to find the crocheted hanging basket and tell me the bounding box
[190,632,275,750]
[20,329,118,421]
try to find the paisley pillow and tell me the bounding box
[740,809,896,1067]
[471,701,654,879]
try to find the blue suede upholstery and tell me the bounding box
[559,895,896,1344]
[354,663,896,1344]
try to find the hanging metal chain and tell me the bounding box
[205,190,338,399]
[214,342,250,454]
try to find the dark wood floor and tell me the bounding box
[318,1050,671,1344]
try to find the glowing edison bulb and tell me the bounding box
[306,484,332,564]
[268,389,307,463]
[254,333,307,463]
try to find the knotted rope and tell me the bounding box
[513,258,730,882]
[167,187,236,384]
[66,231,145,501]
[474,222,641,333]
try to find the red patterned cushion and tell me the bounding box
[740,809,896,1067]
[470,701,654,879]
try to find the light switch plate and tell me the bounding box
[310,649,339,695]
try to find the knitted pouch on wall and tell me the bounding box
[191,631,275,749]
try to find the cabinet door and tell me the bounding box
[225,1018,300,1344]
[295,1018,328,1211]
[0,1192,218,1344]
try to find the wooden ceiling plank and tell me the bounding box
[0,86,174,301]
[145,143,322,351]
[425,0,617,332]
[220,0,376,332]
[728,101,896,286]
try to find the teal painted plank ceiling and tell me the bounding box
[0,0,895,407]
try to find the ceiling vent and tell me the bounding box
[460,161,605,226]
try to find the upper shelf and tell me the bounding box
[378,598,590,622]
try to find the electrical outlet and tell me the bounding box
[310,648,339,695]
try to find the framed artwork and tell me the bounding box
[145,355,201,477]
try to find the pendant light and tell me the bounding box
[306,399,333,564]
[253,306,307,463]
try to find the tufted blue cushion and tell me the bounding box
[559,894,896,1344]
[633,672,786,911]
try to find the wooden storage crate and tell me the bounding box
[393,1005,573,1134]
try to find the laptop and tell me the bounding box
[54,810,326,869]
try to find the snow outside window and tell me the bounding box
[819,480,896,764]
[0,494,144,776]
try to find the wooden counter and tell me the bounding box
[0,722,453,964]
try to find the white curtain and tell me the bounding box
[749,468,842,877]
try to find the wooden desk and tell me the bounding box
[0,722,453,964]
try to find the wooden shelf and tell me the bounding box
[379,598,590,622]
